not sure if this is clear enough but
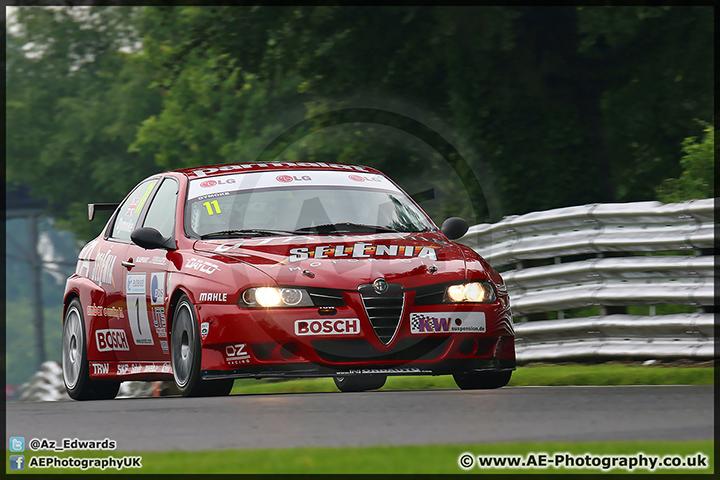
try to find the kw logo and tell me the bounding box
[410,312,486,334]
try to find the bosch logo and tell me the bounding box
[96,329,129,352]
[348,174,365,182]
[295,319,361,336]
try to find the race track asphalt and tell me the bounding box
[5,385,714,452]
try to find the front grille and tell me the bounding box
[413,283,446,305]
[306,287,345,307]
[312,337,451,362]
[359,283,404,345]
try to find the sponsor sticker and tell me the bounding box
[105,307,124,319]
[187,169,394,200]
[189,162,369,178]
[86,305,104,317]
[409,312,486,334]
[150,273,165,305]
[200,322,210,340]
[295,319,361,336]
[151,256,167,265]
[198,292,228,302]
[287,243,439,262]
[91,363,110,375]
[126,273,154,345]
[76,240,98,277]
[276,174,311,183]
[115,362,171,375]
[160,340,169,354]
[213,242,244,253]
[337,367,432,375]
[95,329,130,352]
[126,274,145,295]
[225,343,251,365]
[200,178,236,188]
[153,307,166,328]
[185,257,221,274]
[90,248,117,286]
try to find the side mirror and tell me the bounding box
[131,227,174,251]
[441,217,469,240]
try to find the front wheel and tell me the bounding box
[62,298,120,400]
[171,295,232,397]
[334,375,387,392]
[453,371,512,390]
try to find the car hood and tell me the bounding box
[193,233,485,289]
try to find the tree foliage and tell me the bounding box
[6,7,162,240]
[6,6,715,240]
[655,124,714,203]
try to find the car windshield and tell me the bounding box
[185,171,436,238]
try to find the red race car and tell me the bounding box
[62,162,515,399]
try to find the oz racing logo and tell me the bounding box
[225,343,251,365]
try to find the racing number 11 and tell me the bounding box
[203,200,221,215]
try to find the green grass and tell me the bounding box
[228,362,714,395]
[8,440,713,474]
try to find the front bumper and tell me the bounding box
[202,358,517,381]
[194,288,515,378]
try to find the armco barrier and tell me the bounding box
[460,199,715,362]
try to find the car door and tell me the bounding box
[122,177,180,361]
[103,178,161,362]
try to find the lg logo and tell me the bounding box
[276,175,312,183]
[200,179,236,188]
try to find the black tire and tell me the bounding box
[334,375,387,392]
[453,371,512,390]
[171,294,233,397]
[171,295,204,396]
[62,298,120,401]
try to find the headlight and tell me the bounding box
[444,281,496,303]
[240,287,313,308]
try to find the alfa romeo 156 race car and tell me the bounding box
[62,161,515,400]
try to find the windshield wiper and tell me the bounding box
[294,222,399,234]
[199,229,298,239]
